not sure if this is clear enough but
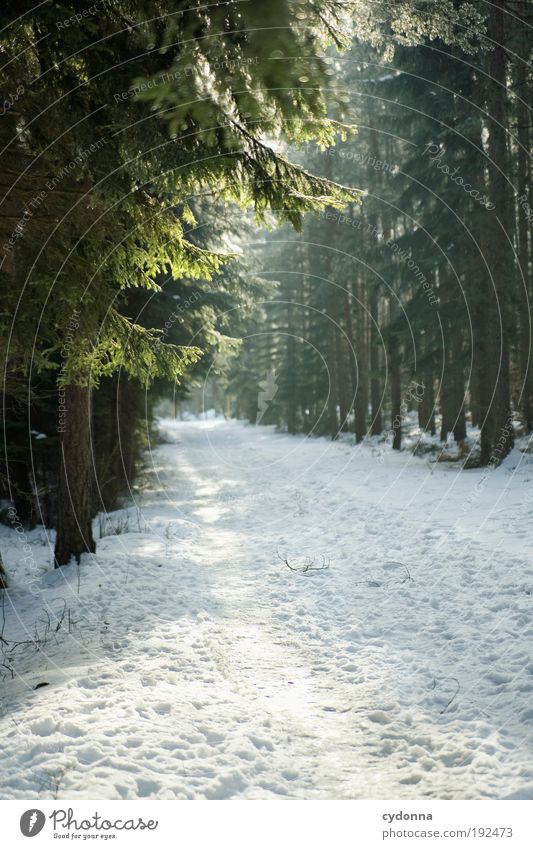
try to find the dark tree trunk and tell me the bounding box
[415,318,435,436]
[369,286,383,435]
[327,318,340,438]
[354,276,369,442]
[439,328,466,443]
[343,282,359,435]
[391,353,402,450]
[0,554,7,589]
[388,218,402,451]
[334,315,349,432]
[517,62,533,431]
[286,299,298,435]
[440,374,453,443]
[365,135,384,438]
[54,383,96,567]
[470,368,481,429]
[480,1,513,464]
[451,334,467,444]
[452,394,467,443]
[417,373,435,436]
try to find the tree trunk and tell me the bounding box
[417,328,435,435]
[480,1,513,463]
[418,375,436,435]
[369,285,383,435]
[439,371,453,443]
[354,276,369,442]
[0,554,7,589]
[451,330,467,443]
[517,61,533,431]
[322,157,343,438]
[391,351,402,450]
[333,311,349,431]
[327,318,340,438]
[343,282,358,435]
[366,134,383,438]
[387,217,402,451]
[54,383,96,567]
[452,387,467,443]
[389,290,402,451]
[470,368,481,429]
[439,326,466,442]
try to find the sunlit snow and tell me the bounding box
[0,417,532,800]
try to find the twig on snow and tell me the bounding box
[277,550,330,575]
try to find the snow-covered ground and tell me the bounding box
[0,417,532,800]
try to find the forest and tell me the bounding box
[0,0,532,808]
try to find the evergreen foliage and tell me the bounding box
[0,1,528,578]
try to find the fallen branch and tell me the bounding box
[277,551,330,575]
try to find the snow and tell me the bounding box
[0,417,532,799]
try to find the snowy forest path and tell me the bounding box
[0,418,532,799]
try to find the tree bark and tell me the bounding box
[391,358,402,450]
[327,317,340,438]
[417,329,435,435]
[439,326,466,442]
[366,135,384,438]
[418,374,436,435]
[516,60,533,430]
[354,276,369,442]
[0,554,7,589]
[54,383,96,567]
[333,295,349,432]
[343,282,359,437]
[387,216,402,451]
[389,286,402,451]
[480,1,514,463]
[336,347,350,431]
[286,298,298,435]
[369,285,383,435]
